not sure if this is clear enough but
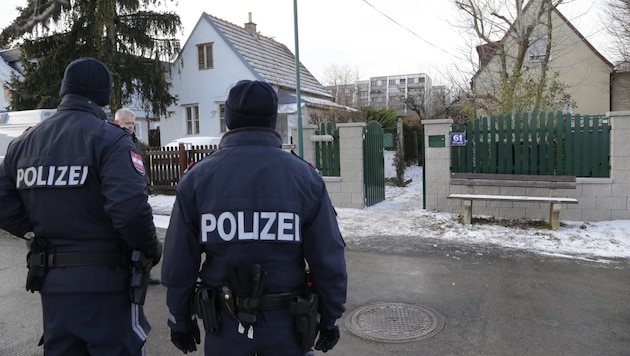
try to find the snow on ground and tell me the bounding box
[149,165,630,262]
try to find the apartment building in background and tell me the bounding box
[327,73,434,119]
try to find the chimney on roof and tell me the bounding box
[244,12,257,35]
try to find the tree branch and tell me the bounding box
[14,0,68,37]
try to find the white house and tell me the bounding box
[0,59,13,112]
[0,48,24,112]
[471,0,614,115]
[161,12,353,145]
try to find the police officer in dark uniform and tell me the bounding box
[0,57,161,355]
[161,80,347,355]
[114,108,161,285]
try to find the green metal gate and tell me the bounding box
[363,121,385,207]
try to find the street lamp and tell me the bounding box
[293,0,303,157]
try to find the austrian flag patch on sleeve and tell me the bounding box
[130,151,146,176]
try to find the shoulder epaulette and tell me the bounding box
[290,150,319,172]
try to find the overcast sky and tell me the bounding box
[0,0,615,85]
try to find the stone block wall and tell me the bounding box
[423,112,630,222]
[292,122,366,209]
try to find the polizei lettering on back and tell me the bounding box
[200,211,301,243]
[16,165,89,189]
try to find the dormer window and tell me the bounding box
[528,38,548,61]
[198,43,214,70]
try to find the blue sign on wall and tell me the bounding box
[450,132,466,146]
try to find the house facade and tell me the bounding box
[0,48,24,112]
[611,62,630,112]
[471,1,614,116]
[161,13,352,145]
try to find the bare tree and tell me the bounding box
[452,0,572,115]
[399,84,473,123]
[398,90,430,121]
[605,0,630,63]
[306,63,363,127]
[322,63,360,107]
[605,0,630,111]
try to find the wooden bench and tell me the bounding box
[447,194,578,230]
[448,173,578,230]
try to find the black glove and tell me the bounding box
[314,326,340,353]
[150,240,163,267]
[170,323,200,354]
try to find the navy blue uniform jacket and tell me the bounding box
[162,128,347,332]
[0,94,159,293]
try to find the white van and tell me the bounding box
[164,136,222,148]
[0,109,57,159]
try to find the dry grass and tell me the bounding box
[455,215,554,230]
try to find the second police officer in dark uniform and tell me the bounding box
[0,57,162,355]
[161,80,348,355]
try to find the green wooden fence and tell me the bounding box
[314,122,340,176]
[451,112,610,177]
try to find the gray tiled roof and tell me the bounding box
[0,48,21,63]
[205,13,332,99]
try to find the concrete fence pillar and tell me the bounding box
[607,111,630,218]
[421,118,453,211]
[334,122,366,208]
[291,124,317,164]
[292,122,366,209]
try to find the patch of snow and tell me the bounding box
[149,165,630,262]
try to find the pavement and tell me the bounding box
[1,227,629,356]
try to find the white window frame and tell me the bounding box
[185,105,200,135]
[197,42,214,70]
[219,103,227,133]
[528,38,548,61]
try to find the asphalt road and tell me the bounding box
[1,228,629,356]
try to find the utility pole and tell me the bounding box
[293,0,304,157]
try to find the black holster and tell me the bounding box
[25,236,48,293]
[194,285,220,334]
[129,250,151,305]
[289,290,319,348]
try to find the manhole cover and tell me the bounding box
[345,302,445,343]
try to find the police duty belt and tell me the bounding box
[28,251,129,268]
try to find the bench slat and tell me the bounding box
[447,194,578,204]
[450,178,576,189]
[450,173,577,189]
[450,173,576,182]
